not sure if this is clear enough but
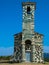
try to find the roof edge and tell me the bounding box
[22,2,36,5]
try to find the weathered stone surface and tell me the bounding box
[12,31,43,63]
[11,2,44,63]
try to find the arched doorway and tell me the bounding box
[25,40,32,62]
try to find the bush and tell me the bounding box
[44,57,49,62]
[0,56,11,60]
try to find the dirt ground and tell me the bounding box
[0,62,49,65]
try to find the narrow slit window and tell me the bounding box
[27,6,30,14]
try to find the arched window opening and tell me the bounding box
[27,6,31,14]
[25,40,31,50]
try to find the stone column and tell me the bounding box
[31,44,35,62]
[41,45,44,63]
[22,44,26,62]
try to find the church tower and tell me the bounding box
[22,2,35,40]
[22,2,36,62]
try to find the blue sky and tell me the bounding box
[0,0,49,56]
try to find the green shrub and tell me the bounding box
[0,56,11,60]
[44,57,49,62]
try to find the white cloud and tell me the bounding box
[0,47,14,56]
[43,46,49,53]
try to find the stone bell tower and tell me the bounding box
[22,2,36,62]
[22,2,35,39]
